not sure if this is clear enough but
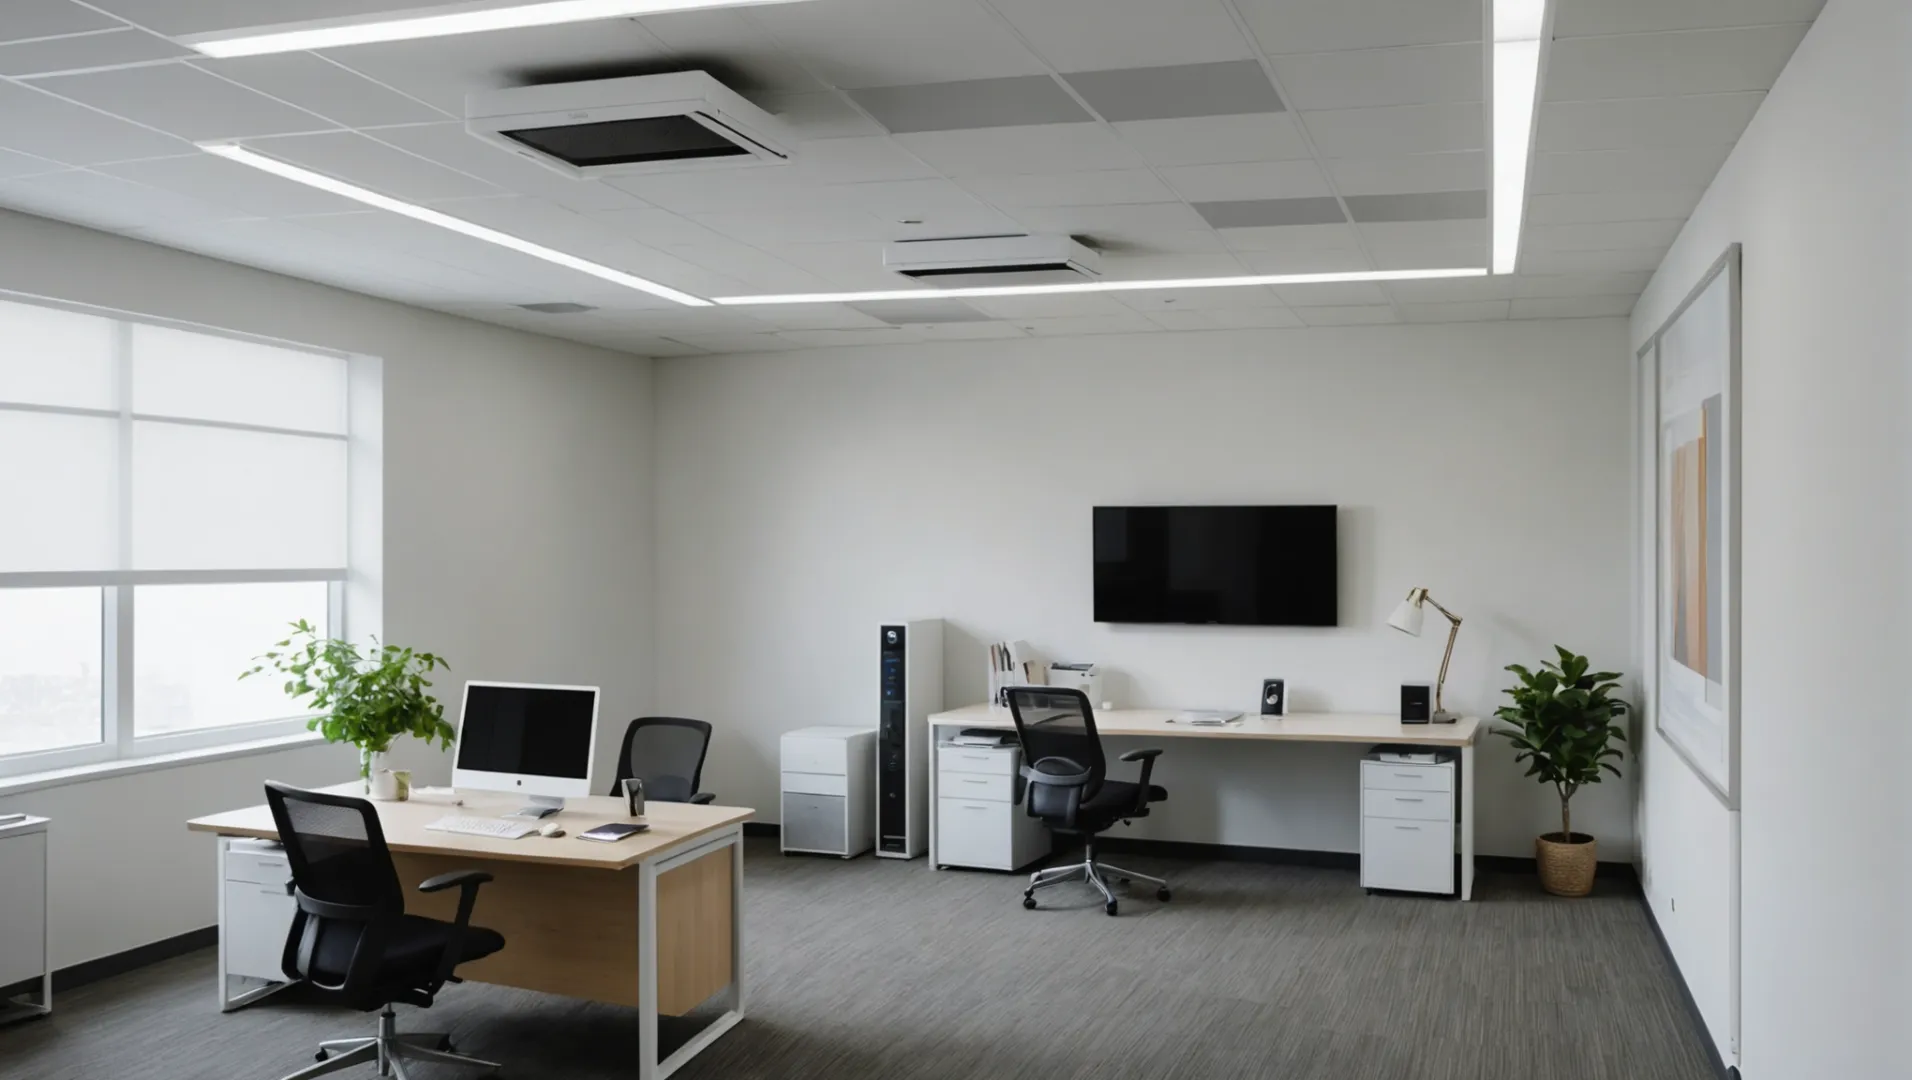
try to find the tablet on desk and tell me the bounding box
[577,822,650,843]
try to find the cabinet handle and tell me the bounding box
[960,778,989,784]
[1393,825,1422,831]
[1394,773,1422,779]
[961,754,990,761]
[260,886,287,896]
[1394,797,1424,803]
[962,804,989,811]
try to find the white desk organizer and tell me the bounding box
[986,640,1044,709]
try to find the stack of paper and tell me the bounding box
[987,639,1045,707]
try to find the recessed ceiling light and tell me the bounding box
[1492,0,1549,275]
[201,143,710,307]
[184,0,818,58]
[711,269,1489,306]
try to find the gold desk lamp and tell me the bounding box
[1388,588,1462,724]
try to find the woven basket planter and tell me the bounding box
[1536,832,1597,896]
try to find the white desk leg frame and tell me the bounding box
[1460,743,1476,902]
[926,724,944,870]
[641,825,746,1080]
[215,837,293,1013]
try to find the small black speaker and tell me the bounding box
[1401,683,1433,724]
[1260,678,1287,716]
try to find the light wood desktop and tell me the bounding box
[189,786,753,1080]
[927,704,1482,900]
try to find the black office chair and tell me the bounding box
[1006,686,1171,916]
[263,782,507,1080]
[607,717,716,804]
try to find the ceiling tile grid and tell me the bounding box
[0,0,1827,352]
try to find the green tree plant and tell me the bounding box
[242,620,454,781]
[1493,646,1630,842]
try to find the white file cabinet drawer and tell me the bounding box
[783,792,850,855]
[223,880,296,982]
[937,745,1018,777]
[1360,760,1454,794]
[1360,819,1455,895]
[940,771,1014,803]
[937,797,1048,872]
[782,771,848,797]
[1362,788,1452,822]
[0,828,47,989]
[782,735,850,776]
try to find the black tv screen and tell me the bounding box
[1093,506,1338,626]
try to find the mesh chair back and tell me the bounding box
[609,717,713,801]
[264,782,403,915]
[1005,687,1106,802]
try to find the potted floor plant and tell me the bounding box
[243,620,455,792]
[1493,646,1630,897]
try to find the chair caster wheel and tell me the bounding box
[1157,887,1172,901]
[314,1051,328,1062]
[1105,901,1118,916]
[1022,893,1037,910]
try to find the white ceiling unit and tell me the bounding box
[465,72,795,178]
[882,234,1102,288]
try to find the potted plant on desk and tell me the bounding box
[243,620,455,793]
[1494,646,1630,897]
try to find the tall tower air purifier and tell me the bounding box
[876,620,943,858]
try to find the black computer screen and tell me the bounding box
[1093,505,1339,626]
[456,685,596,779]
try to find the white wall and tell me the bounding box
[653,319,1634,859]
[1629,0,1911,1074]
[0,208,655,969]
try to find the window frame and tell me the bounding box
[0,293,357,780]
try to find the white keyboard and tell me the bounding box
[425,815,537,839]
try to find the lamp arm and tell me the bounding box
[1423,593,1462,716]
[1422,593,1462,625]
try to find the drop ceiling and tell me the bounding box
[0,0,1822,355]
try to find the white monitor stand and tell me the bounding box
[505,796,566,819]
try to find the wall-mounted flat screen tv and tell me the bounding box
[1093,505,1338,627]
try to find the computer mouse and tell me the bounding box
[537,823,566,838]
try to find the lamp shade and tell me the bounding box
[1388,594,1425,636]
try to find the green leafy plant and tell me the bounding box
[242,620,453,780]
[1493,646,1631,843]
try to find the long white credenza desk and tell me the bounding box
[926,705,1483,901]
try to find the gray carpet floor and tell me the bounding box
[0,838,1715,1080]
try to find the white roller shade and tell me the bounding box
[0,299,115,410]
[131,421,347,571]
[0,411,118,573]
[132,324,347,435]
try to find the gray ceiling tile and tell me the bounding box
[1064,61,1283,123]
[851,299,994,325]
[850,76,1089,134]
[1193,197,1346,228]
[1344,190,1486,222]
[0,27,188,76]
[1,1,123,43]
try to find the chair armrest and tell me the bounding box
[1020,757,1091,828]
[419,869,494,894]
[418,870,493,990]
[1118,748,1164,813]
[689,792,716,805]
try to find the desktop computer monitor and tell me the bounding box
[452,681,600,817]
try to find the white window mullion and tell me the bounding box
[113,319,135,755]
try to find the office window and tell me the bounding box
[0,295,357,775]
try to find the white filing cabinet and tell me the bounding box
[0,815,50,1022]
[781,726,876,858]
[935,744,1049,871]
[218,837,299,1010]
[1360,753,1457,895]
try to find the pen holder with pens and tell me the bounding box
[986,639,1045,708]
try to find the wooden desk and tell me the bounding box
[189,787,753,1080]
[927,705,1482,900]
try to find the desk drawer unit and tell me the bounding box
[780,726,876,858]
[937,745,1019,777]
[0,826,48,993]
[1360,754,1456,896]
[935,745,1047,871]
[222,839,297,983]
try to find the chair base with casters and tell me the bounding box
[1023,835,1171,916]
[286,1006,498,1080]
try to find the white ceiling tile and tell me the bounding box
[249,131,504,201]
[1099,253,1250,280]
[425,194,747,294]
[1357,219,1487,266]
[1110,285,1283,311]
[1197,307,1306,329]
[1534,145,1733,195]
[1538,93,1764,153]
[0,168,240,232]
[760,239,896,282]
[1142,309,1216,331]
[666,331,802,354]
[33,64,333,141]
[83,0,434,36]
[777,327,925,347]
[1013,202,1211,234]
[367,122,645,213]
[97,152,363,217]
[0,1,123,42]
[1326,151,1485,195]
[988,0,1253,71]
[663,241,832,292]
[0,81,192,165]
[1527,219,1684,253]
[970,293,1132,319]
[1545,25,1811,102]
[888,205,1026,238]
[1274,282,1390,306]
[746,0,1045,89]
[914,321,1030,341]
[1397,300,1511,323]
[1519,248,1670,274]
[193,54,448,128]
[0,147,68,180]
[1271,44,1480,111]
[1293,305,1398,326]
[791,136,940,184]
[0,28,187,76]
[757,91,887,138]
[691,206,894,244]
[958,168,1175,208]
[895,123,1143,175]
[1013,312,1166,336]
[1302,102,1484,157]
[1527,189,1707,225]
[1218,221,1363,253]
[1158,160,1331,202]
[632,8,829,94]
[590,207,734,248]
[1513,270,1653,298]
[1553,0,1825,38]
[608,166,816,215]
[1112,113,1312,167]
[1384,275,1514,303]
[1082,228,1230,255]
[127,215,510,300]
[734,304,891,331]
[1235,248,1373,274]
[1510,295,1638,319]
[822,177,989,217]
[1238,0,1481,54]
[318,20,670,115]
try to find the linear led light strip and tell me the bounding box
[201,143,711,307]
[184,0,817,58]
[710,269,1489,306]
[1492,0,1549,275]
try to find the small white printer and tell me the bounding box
[1046,663,1105,706]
